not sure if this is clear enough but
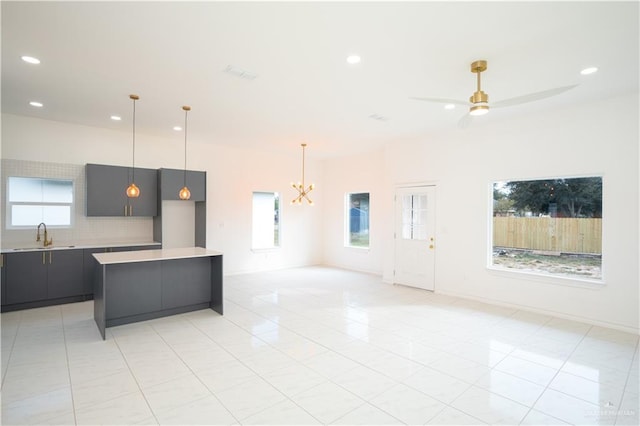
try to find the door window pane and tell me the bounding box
[401,194,428,240]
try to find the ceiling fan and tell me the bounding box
[411,60,578,128]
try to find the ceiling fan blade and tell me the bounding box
[409,96,469,106]
[457,113,474,129]
[492,84,578,108]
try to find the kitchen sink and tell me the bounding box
[10,245,76,251]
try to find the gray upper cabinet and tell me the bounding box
[159,168,206,202]
[86,164,158,216]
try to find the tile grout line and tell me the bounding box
[110,331,161,425]
[613,337,640,425]
[0,310,21,387]
[148,317,244,425]
[518,321,596,424]
[180,312,327,425]
[60,306,80,426]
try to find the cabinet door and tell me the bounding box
[47,250,84,299]
[86,164,128,216]
[187,171,206,202]
[5,252,48,304]
[1,254,6,306]
[160,168,206,202]
[161,257,211,309]
[86,164,158,217]
[105,262,162,319]
[129,167,158,216]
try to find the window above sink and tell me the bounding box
[6,177,74,228]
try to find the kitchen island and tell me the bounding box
[93,247,223,339]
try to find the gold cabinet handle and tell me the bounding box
[124,205,127,216]
[129,205,133,216]
[49,252,52,264]
[42,252,46,264]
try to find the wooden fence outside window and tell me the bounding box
[493,217,602,254]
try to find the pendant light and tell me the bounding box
[126,94,141,198]
[178,105,191,200]
[291,143,314,205]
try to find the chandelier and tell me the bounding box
[291,143,314,205]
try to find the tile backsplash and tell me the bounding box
[1,159,153,248]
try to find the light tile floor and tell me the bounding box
[1,266,638,425]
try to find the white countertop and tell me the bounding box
[93,247,223,265]
[1,241,160,254]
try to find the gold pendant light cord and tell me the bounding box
[131,96,136,183]
[183,107,188,187]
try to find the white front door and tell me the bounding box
[394,185,436,291]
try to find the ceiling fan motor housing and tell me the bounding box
[470,90,488,104]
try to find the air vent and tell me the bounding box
[224,65,258,80]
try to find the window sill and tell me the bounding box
[251,247,280,253]
[344,245,370,252]
[487,265,605,289]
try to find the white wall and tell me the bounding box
[322,149,385,275]
[1,114,324,275]
[322,93,639,333]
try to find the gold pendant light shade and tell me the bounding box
[126,183,140,198]
[291,143,314,205]
[179,105,191,200]
[126,94,141,198]
[179,186,191,200]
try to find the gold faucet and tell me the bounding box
[36,222,53,247]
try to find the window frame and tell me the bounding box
[488,175,604,286]
[6,176,75,229]
[251,191,281,251]
[344,192,370,249]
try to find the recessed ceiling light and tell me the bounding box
[21,55,40,64]
[173,126,182,131]
[580,67,598,75]
[29,101,43,107]
[444,104,456,110]
[346,55,361,65]
[110,115,122,121]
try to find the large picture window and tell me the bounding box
[252,192,280,250]
[346,192,370,248]
[491,176,602,281]
[6,177,74,227]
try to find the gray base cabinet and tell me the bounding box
[3,250,83,306]
[86,164,158,216]
[47,250,84,300]
[5,252,48,304]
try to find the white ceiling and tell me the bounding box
[2,1,638,158]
